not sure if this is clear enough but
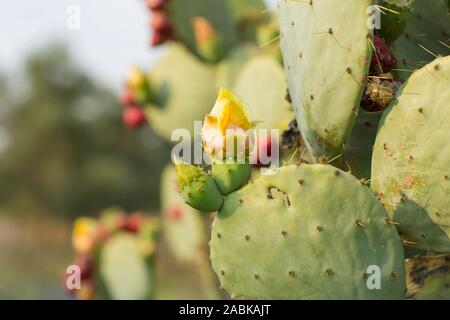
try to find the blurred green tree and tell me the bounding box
[0,44,170,217]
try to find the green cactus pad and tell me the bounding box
[167,0,265,61]
[390,0,450,80]
[99,233,154,300]
[379,2,411,45]
[279,0,373,159]
[212,162,252,195]
[233,54,294,131]
[372,56,450,252]
[215,45,259,90]
[145,44,217,141]
[406,254,450,300]
[211,164,405,299]
[161,165,207,263]
[344,110,383,180]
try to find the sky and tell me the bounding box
[0,0,275,91]
[0,0,165,91]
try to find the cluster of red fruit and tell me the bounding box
[369,36,397,75]
[146,0,173,47]
[119,67,148,129]
[65,212,148,299]
[361,36,402,112]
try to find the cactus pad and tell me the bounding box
[279,0,373,159]
[145,44,217,141]
[390,0,450,80]
[211,164,405,299]
[372,56,450,252]
[99,233,154,300]
[344,110,383,180]
[161,165,207,263]
[233,54,294,131]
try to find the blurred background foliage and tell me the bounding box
[0,44,207,299]
[0,43,170,217]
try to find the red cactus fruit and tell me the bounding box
[151,27,173,47]
[126,212,145,233]
[167,205,184,221]
[74,254,95,281]
[115,214,129,231]
[150,11,171,33]
[370,36,397,74]
[146,0,167,11]
[119,88,136,107]
[123,107,146,128]
[250,133,277,167]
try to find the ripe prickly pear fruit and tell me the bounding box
[74,254,95,281]
[212,162,252,195]
[150,11,171,33]
[250,133,277,167]
[151,30,171,47]
[370,36,397,74]
[123,107,146,129]
[119,88,136,107]
[176,162,223,212]
[126,212,145,233]
[146,0,167,11]
[192,17,224,63]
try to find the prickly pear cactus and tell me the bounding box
[161,165,207,263]
[69,211,159,300]
[166,0,266,61]
[210,164,405,299]
[233,54,293,131]
[100,233,155,300]
[215,45,259,89]
[279,0,373,159]
[372,56,450,253]
[344,110,383,180]
[390,0,450,80]
[145,44,217,140]
[406,254,450,300]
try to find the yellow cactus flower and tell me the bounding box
[126,66,147,91]
[202,89,254,160]
[72,217,97,254]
